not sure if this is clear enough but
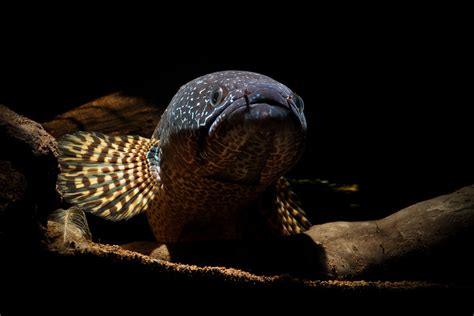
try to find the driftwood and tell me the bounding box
[39,95,474,282]
[0,105,60,242]
[304,185,474,280]
[43,92,164,138]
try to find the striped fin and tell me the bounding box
[262,177,312,235]
[57,131,160,221]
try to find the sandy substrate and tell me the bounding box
[46,223,448,291]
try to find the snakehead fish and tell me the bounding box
[57,71,311,242]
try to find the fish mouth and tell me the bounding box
[207,89,300,138]
[197,89,306,186]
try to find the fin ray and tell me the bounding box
[262,177,312,235]
[57,131,160,221]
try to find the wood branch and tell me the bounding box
[43,92,164,138]
[1,105,60,251]
[303,185,474,280]
[0,105,60,227]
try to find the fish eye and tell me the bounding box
[292,93,304,113]
[209,86,225,107]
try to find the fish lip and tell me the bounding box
[207,92,295,138]
[196,89,305,163]
[206,98,247,137]
[208,102,291,137]
[196,97,283,163]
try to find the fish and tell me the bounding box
[57,70,311,243]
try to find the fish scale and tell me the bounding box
[58,70,311,243]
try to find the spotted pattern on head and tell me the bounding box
[154,71,306,144]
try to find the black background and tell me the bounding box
[0,12,471,227]
[0,7,472,311]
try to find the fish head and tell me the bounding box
[155,70,306,187]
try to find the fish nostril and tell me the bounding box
[244,94,250,108]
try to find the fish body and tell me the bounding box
[58,71,311,243]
